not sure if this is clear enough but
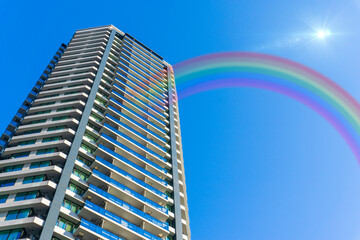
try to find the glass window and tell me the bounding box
[56,107,73,112]
[36,148,56,155]
[23,129,41,135]
[39,101,55,106]
[0,179,16,188]
[29,119,47,124]
[0,195,8,204]
[76,155,92,167]
[34,110,52,115]
[4,164,23,172]
[42,136,61,143]
[72,168,89,181]
[68,183,84,196]
[60,99,74,103]
[15,191,38,201]
[81,144,95,154]
[48,126,66,131]
[6,209,31,220]
[62,199,81,214]
[11,151,30,158]
[0,229,23,240]
[30,161,51,169]
[52,116,70,121]
[56,217,77,233]
[17,139,36,146]
[23,175,45,184]
[64,91,79,95]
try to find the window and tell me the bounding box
[34,110,51,115]
[57,107,73,112]
[42,94,59,98]
[0,195,8,204]
[84,132,97,142]
[10,151,30,159]
[68,183,85,196]
[90,113,103,122]
[56,217,77,233]
[76,155,92,167]
[29,119,47,124]
[23,129,41,135]
[81,144,95,154]
[4,164,23,172]
[48,87,63,91]
[69,83,82,87]
[93,105,104,114]
[64,91,79,95]
[96,97,107,106]
[23,175,45,184]
[0,229,23,240]
[165,191,172,198]
[62,199,81,214]
[15,191,38,201]
[17,139,36,146]
[60,99,74,103]
[52,116,70,121]
[6,209,32,220]
[42,136,61,143]
[48,126,66,131]
[87,122,100,132]
[72,168,89,181]
[30,161,51,169]
[36,148,56,155]
[0,179,16,187]
[39,102,55,106]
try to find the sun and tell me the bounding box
[316,29,331,39]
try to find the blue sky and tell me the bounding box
[1,0,360,239]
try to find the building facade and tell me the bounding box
[0,25,190,240]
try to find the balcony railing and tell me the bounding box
[97,144,168,186]
[89,184,169,230]
[108,105,167,143]
[106,114,168,152]
[95,156,167,199]
[101,133,167,174]
[79,219,125,240]
[92,170,168,214]
[104,123,167,163]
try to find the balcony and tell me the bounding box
[17,118,79,133]
[79,201,163,240]
[0,165,62,181]
[0,180,56,196]
[23,109,82,124]
[0,197,51,214]
[98,134,168,177]
[0,152,67,168]
[114,77,168,113]
[92,156,168,203]
[106,106,169,146]
[112,86,167,123]
[100,123,169,168]
[0,216,44,232]
[104,114,170,156]
[74,219,124,240]
[84,185,169,236]
[41,79,93,91]
[87,170,168,219]
[109,98,168,138]
[112,83,168,120]
[94,145,168,192]
[1,139,71,158]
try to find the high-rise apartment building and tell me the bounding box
[0,25,190,240]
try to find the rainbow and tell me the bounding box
[172,52,360,163]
